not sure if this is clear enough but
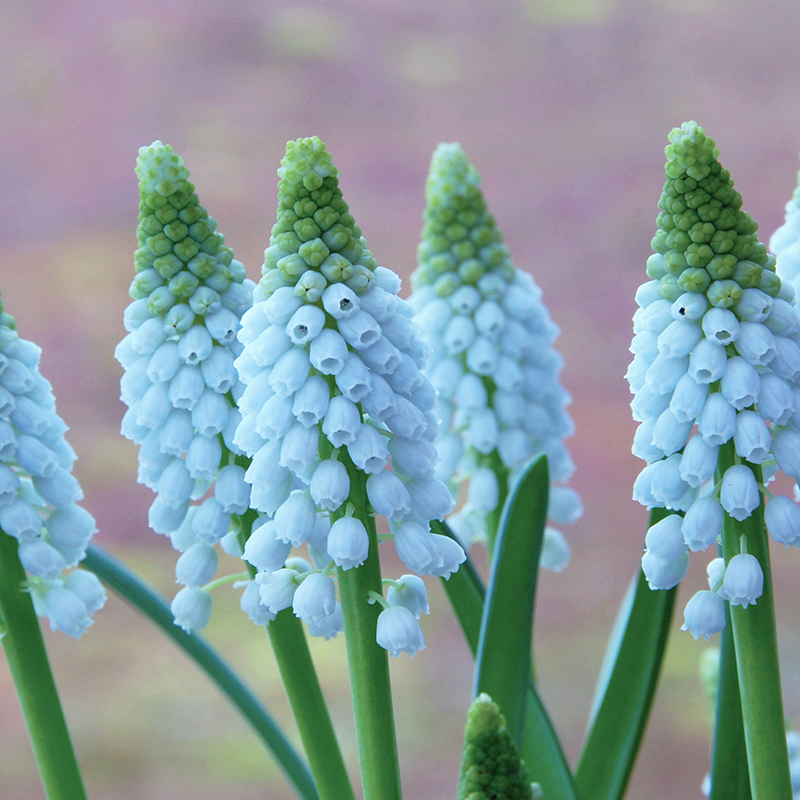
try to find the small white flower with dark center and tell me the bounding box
[629,122,800,638]
[234,137,463,653]
[0,296,104,638]
[410,143,580,561]
[117,142,255,631]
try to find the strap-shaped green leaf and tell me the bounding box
[434,475,580,800]
[82,545,320,800]
[473,454,549,746]
[575,508,676,800]
[710,606,751,800]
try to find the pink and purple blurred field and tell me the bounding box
[3,1,800,797]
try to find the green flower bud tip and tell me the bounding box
[652,121,780,302]
[413,143,508,297]
[260,136,377,298]
[134,141,245,312]
[458,693,533,800]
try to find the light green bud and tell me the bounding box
[168,271,200,299]
[434,273,460,297]
[659,274,682,301]
[261,269,290,296]
[294,270,327,303]
[148,285,177,315]
[205,267,233,294]
[322,224,349,252]
[164,303,195,335]
[646,253,666,279]
[189,286,221,316]
[706,254,736,280]
[277,253,309,280]
[759,269,782,298]
[707,279,742,308]
[677,267,711,294]
[187,253,217,279]
[153,253,183,280]
[298,237,330,268]
[173,238,199,262]
[458,258,485,284]
[733,260,762,290]
[345,265,375,295]
[132,268,165,298]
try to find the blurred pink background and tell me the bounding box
[3,1,800,797]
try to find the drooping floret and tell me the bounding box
[234,136,463,654]
[410,143,580,566]
[116,141,255,630]
[0,294,104,637]
[629,121,800,639]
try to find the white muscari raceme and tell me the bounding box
[410,143,580,565]
[630,121,800,641]
[117,142,255,631]
[0,296,104,638]
[233,137,463,655]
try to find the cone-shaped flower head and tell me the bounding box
[630,121,800,637]
[770,155,800,299]
[457,692,533,800]
[116,141,255,629]
[0,294,104,637]
[234,137,462,653]
[410,143,580,561]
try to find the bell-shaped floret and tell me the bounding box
[376,604,426,658]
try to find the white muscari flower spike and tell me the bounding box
[0,296,104,637]
[117,142,255,630]
[410,143,580,560]
[629,122,800,639]
[234,137,463,654]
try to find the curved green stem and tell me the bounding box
[0,531,87,800]
[338,452,402,800]
[716,444,791,800]
[266,610,356,800]
[82,544,319,800]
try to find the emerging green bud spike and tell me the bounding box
[415,142,507,294]
[134,141,241,314]
[457,693,533,800]
[263,136,377,297]
[654,121,777,301]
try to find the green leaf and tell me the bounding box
[709,605,751,800]
[575,508,676,800]
[474,454,549,746]
[81,545,320,800]
[434,512,580,800]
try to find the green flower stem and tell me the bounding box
[266,610,356,800]
[81,544,319,800]
[709,604,750,800]
[339,453,402,800]
[0,530,87,800]
[717,444,791,800]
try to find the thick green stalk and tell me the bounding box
[485,449,510,557]
[716,444,791,800]
[339,454,402,800]
[82,544,320,800]
[267,610,355,800]
[0,531,87,800]
[709,604,750,800]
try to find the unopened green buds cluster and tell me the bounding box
[116,142,255,631]
[457,693,533,800]
[410,143,580,566]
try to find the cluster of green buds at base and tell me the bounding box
[0,295,104,637]
[233,136,463,655]
[409,142,580,567]
[115,142,255,631]
[628,121,800,640]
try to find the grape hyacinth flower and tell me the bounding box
[629,121,800,639]
[0,294,104,637]
[770,156,800,299]
[116,142,255,630]
[234,136,463,655]
[410,143,580,566]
